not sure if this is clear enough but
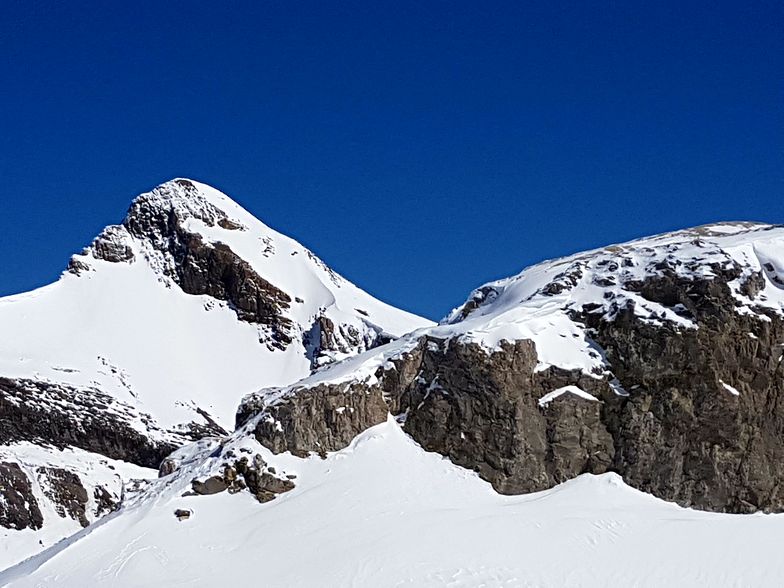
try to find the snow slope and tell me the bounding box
[5,218,784,585]
[3,418,783,588]
[0,179,431,432]
[0,178,432,568]
[0,445,155,571]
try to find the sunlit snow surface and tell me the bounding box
[2,418,783,587]
[0,179,432,568]
[0,444,156,571]
[4,212,784,586]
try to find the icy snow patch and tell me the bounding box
[538,385,599,407]
[719,380,741,396]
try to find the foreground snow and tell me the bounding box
[3,418,782,587]
[0,445,155,572]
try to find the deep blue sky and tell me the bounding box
[2,1,782,320]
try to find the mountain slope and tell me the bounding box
[5,221,784,586]
[3,419,783,588]
[1,178,429,431]
[233,221,784,511]
[0,179,432,568]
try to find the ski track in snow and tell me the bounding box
[2,418,784,587]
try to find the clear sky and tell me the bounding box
[2,1,782,320]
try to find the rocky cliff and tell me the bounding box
[238,222,784,513]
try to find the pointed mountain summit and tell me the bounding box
[3,178,430,431]
[0,179,432,567]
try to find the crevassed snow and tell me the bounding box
[3,418,784,587]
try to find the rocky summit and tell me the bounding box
[3,187,784,584]
[0,179,431,569]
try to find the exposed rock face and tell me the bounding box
[406,281,784,512]
[120,179,294,348]
[241,338,615,494]
[190,455,295,503]
[0,462,43,531]
[399,339,615,495]
[577,266,784,513]
[0,376,220,546]
[303,315,393,369]
[38,468,90,527]
[91,225,135,263]
[177,235,293,348]
[235,456,296,503]
[0,377,181,469]
[246,382,390,457]
[93,485,118,518]
[238,224,784,513]
[191,476,228,496]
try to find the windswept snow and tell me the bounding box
[3,418,784,587]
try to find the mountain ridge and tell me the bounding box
[0,178,432,569]
[231,219,784,512]
[3,180,784,583]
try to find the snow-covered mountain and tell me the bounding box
[0,179,432,568]
[235,221,784,506]
[4,213,784,586]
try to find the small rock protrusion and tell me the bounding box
[158,458,178,478]
[191,476,228,495]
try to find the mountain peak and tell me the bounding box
[62,177,433,376]
[0,177,433,568]
[125,178,249,232]
[65,179,429,354]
